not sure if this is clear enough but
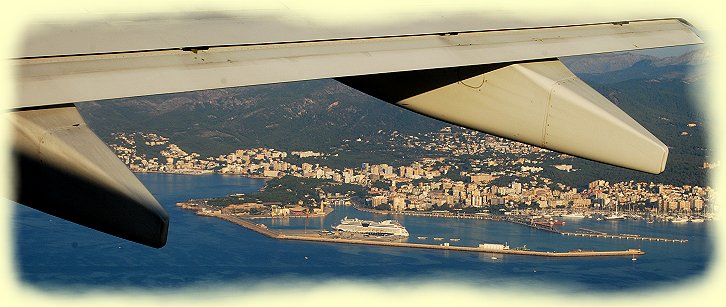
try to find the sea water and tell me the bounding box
[12,173,713,292]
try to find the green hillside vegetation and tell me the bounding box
[77,79,446,157]
[204,176,367,208]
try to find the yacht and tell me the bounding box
[605,214,627,220]
[670,217,689,223]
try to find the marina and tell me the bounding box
[184,199,691,257]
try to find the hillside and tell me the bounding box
[560,52,658,74]
[77,79,446,156]
[562,49,708,84]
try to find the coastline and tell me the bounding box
[176,181,690,246]
[246,206,335,219]
[134,170,274,180]
[138,170,713,225]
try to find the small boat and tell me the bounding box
[619,233,640,237]
[690,218,705,223]
[433,237,444,240]
[549,220,566,226]
[417,236,428,240]
[671,217,689,223]
[450,238,460,241]
[605,214,626,220]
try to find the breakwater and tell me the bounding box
[212,213,645,258]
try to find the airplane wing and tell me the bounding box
[8,15,703,247]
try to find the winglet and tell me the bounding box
[340,59,668,174]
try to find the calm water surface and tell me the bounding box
[13,173,714,292]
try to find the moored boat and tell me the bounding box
[333,217,409,236]
[605,214,626,220]
[670,217,689,223]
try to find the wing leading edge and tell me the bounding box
[17,18,700,108]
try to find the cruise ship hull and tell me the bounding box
[333,217,409,237]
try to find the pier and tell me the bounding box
[506,218,688,243]
[560,231,688,243]
[578,228,607,235]
[507,218,560,233]
[213,213,645,258]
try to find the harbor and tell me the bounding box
[209,212,646,258]
[181,199,689,255]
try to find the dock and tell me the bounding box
[506,218,688,243]
[507,218,560,233]
[578,228,607,235]
[561,231,687,243]
[213,213,645,258]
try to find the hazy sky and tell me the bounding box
[632,44,703,58]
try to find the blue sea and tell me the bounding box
[12,173,714,292]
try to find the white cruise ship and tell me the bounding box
[333,217,409,237]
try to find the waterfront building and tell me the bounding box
[371,195,388,207]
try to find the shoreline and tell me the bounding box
[153,171,711,224]
[135,170,273,180]
[246,207,335,220]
